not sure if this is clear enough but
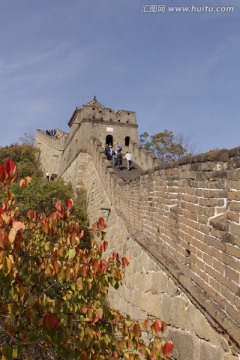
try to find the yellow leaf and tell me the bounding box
[20,176,31,189]
[1,214,10,224]
[3,256,12,275]
[68,248,76,260]
[76,277,83,290]
[8,228,16,243]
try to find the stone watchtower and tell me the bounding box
[36,97,139,177]
[68,97,138,150]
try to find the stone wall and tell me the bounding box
[36,130,240,358]
[87,139,240,354]
[61,149,239,360]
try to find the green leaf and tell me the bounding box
[68,248,76,260]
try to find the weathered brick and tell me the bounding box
[228,201,240,212]
[228,191,240,201]
[209,277,221,293]
[226,244,240,259]
[225,266,239,284]
[212,258,225,273]
[220,286,236,307]
[222,253,240,272]
[199,198,225,207]
[229,223,240,236]
[227,212,240,223]
[225,303,240,324]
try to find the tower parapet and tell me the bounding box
[36,98,139,176]
[67,97,138,151]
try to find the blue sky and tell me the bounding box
[0,0,239,153]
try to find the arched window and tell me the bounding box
[106,135,113,146]
[125,136,130,146]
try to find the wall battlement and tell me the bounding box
[36,100,240,358]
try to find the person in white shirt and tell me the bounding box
[124,151,132,170]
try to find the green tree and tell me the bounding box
[139,130,195,162]
[0,144,88,227]
[0,159,173,359]
[0,144,41,178]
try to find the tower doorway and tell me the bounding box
[106,135,113,146]
[125,136,130,147]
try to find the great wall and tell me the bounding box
[36,97,240,360]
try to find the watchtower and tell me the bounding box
[68,97,139,151]
[36,97,139,177]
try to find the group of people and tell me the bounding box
[45,172,57,181]
[45,129,57,136]
[104,143,133,171]
[45,129,61,139]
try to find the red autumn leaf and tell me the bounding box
[53,259,59,274]
[0,230,10,250]
[4,159,18,185]
[42,222,49,235]
[55,200,63,213]
[43,313,61,330]
[27,210,37,221]
[65,198,73,210]
[1,200,8,212]
[100,259,107,271]
[144,319,149,328]
[161,320,167,333]
[92,310,100,324]
[163,342,173,357]
[39,262,45,270]
[133,323,141,339]
[92,260,99,273]
[82,305,88,314]
[97,217,107,231]
[103,240,108,251]
[98,243,104,253]
[121,256,130,267]
[4,159,16,176]
[0,163,7,182]
[112,252,119,261]
[152,321,160,334]
[78,265,87,278]
[93,223,97,235]
[51,212,58,221]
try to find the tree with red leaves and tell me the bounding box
[0,159,173,359]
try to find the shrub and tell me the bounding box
[0,159,173,359]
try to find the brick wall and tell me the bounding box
[87,139,240,354]
[36,131,240,358]
[61,149,239,360]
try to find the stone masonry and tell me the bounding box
[36,99,240,360]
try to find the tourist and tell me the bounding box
[104,144,109,157]
[124,151,132,170]
[111,147,117,167]
[117,150,123,171]
[116,143,122,152]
